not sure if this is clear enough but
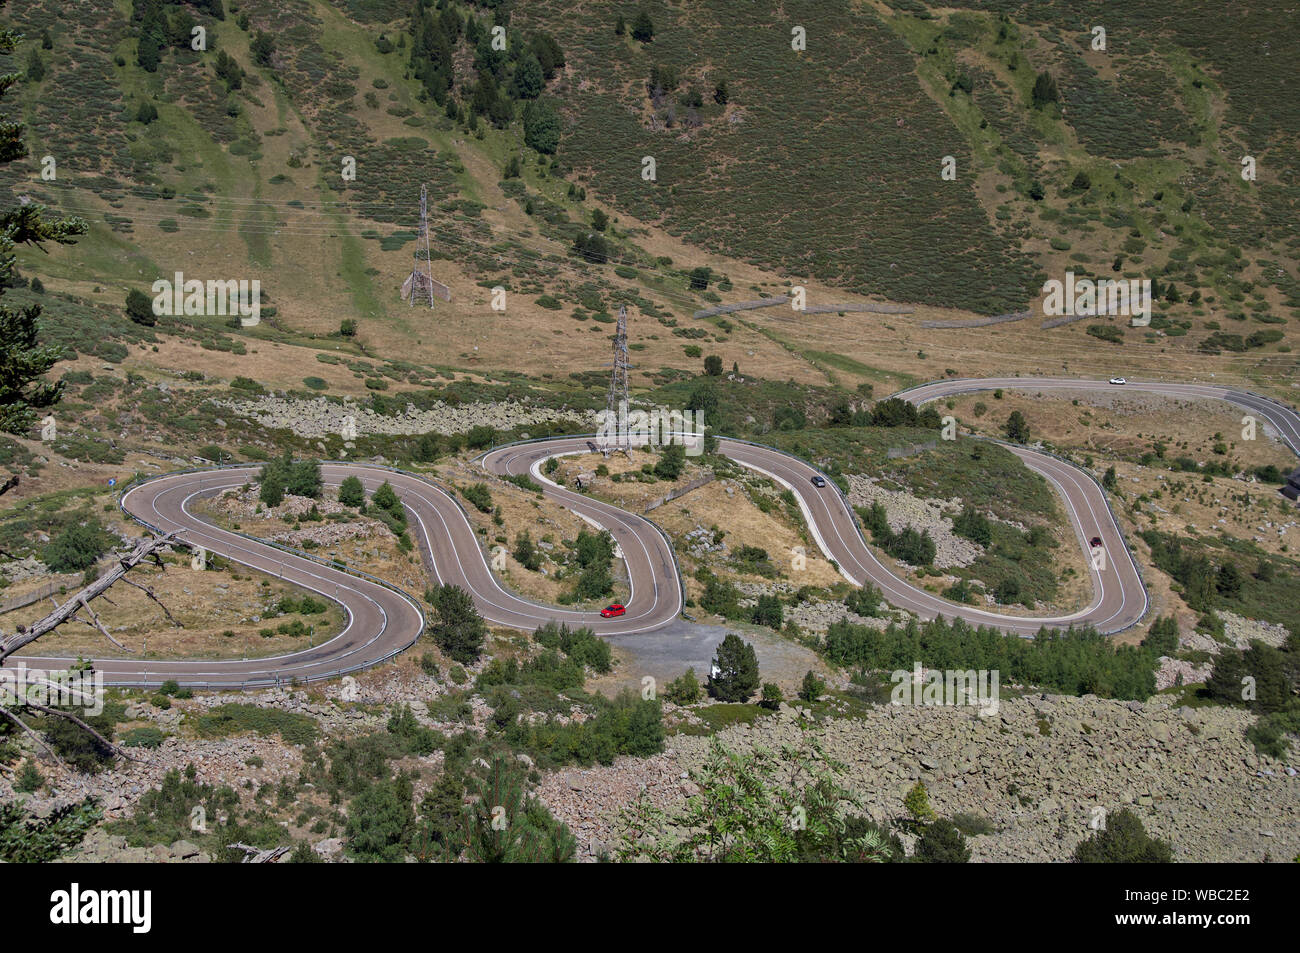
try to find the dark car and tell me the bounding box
[1089,536,1103,548]
[811,475,828,488]
[600,604,626,618]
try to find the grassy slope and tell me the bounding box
[0,0,1292,399]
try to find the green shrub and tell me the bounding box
[195,704,318,746]
[1073,809,1172,863]
[506,690,663,768]
[40,711,116,773]
[951,507,992,546]
[513,531,542,571]
[121,726,164,749]
[666,668,702,704]
[339,475,365,507]
[461,483,493,513]
[843,583,883,617]
[13,759,43,792]
[824,615,1156,700]
[532,621,612,673]
[951,812,995,837]
[258,454,322,501]
[913,819,971,862]
[109,768,238,849]
[1086,324,1124,344]
[43,521,110,573]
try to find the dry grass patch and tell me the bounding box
[9,560,340,661]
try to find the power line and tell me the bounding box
[17,181,1300,376]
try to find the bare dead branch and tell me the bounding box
[227,843,291,863]
[120,576,183,628]
[19,700,143,763]
[0,532,179,663]
[0,703,65,768]
[72,596,132,653]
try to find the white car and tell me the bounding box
[1108,377,1127,385]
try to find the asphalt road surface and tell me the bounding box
[11,378,1298,686]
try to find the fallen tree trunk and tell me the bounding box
[0,532,180,664]
[228,843,291,863]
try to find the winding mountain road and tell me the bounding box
[11,378,1299,687]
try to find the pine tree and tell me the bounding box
[1215,561,1243,598]
[372,480,400,515]
[250,31,275,67]
[214,50,243,90]
[1031,70,1059,109]
[136,6,166,71]
[708,633,759,702]
[653,442,686,480]
[631,12,655,43]
[345,776,415,861]
[513,531,540,571]
[759,682,783,709]
[750,594,783,629]
[25,46,44,82]
[125,288,156,325]
[1243,642,1290,713]
[666,668,701,704]
[522,98,560,154]
[0,10,87,447]
[1182,555,1217,611]
[425,584,487,665]
[1004,410,1030,443]
[511,55,544,99]
[1141,616,1180,657]
[1205,648,1247,705]
[904,781,937,823]
[459,754,576,862]
[259,470,285,506]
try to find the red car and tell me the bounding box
[1089,536,1103,548]
[600,604,626,618]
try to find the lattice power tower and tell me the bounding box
[601,304,631,454]
[401,184,451,307]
